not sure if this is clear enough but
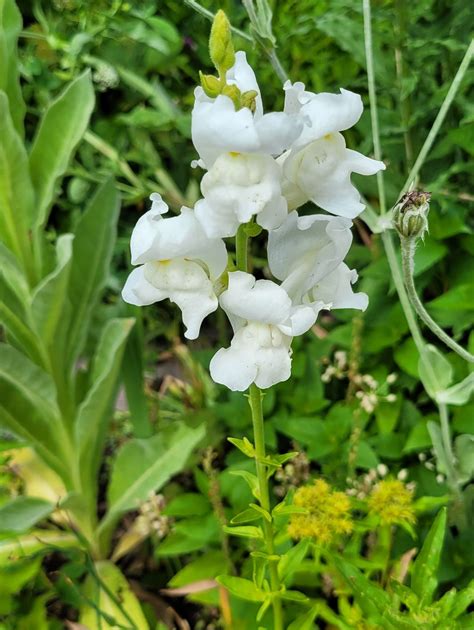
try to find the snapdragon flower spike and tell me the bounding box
[122,193,227,340]
[279,81,386,219]
[192,51,302,169]
[210,272,316,391]
[268,211,368,318]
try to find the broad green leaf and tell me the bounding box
[411,507,446,605]
[287,606,319,630]
[278,538,310,582]
[31,234,74,347]
[0,497,53,534]
[0,556,42,595]
[168,551,227,606]
[80,561,149,630]
[164,493,210,517]
[66,177,120,367]
[229,469,260,498]
[99,422,204,548]
[76,318,134,505]
[29,71,95,228]
[0,239,29,304]
[216,575,265,602]
[231,508,261,524]
[0,344,68,479]
[437,373,474,406]
[0,0,25,134]
[418,345,453,400]
[455,435,474,483]
[0,92,34,261]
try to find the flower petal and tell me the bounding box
[198,152,287,237]
[210,323,292,391]
[226,50,263,117]
[220,272,292,327]
[122,266,167,306]
[311,263,368,311]
[192,91,260,168]
[144,259,218,339]
[268,211,353,300]
[255,112,303,156]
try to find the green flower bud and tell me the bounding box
[199,71,222,98]
[241,89,259,113]
[209,10,235,76]
[393,191,431,240]
[221,83,241,109]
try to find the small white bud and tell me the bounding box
[377,464,388,477]
[397,469,408,481]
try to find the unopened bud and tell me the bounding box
[392,191,431,240]
[241,89,259,112]
[209,10,235,75]
[199,72,222,98]
[221,83,241,109]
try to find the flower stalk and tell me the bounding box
[400,237,474,363]
[248,383,284,630]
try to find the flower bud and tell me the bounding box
[221,83,241,109]
[209,10,235,75]
[199,71,222,98]
[241,89,259,113]
[392,191,431,240]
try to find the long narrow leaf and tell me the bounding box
[28,70,95,228]
[0,0,25,135]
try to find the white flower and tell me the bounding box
[279,82,386,219]
[268,211,368,317]
[195,152,287,237]
[192,52,302,168]
[122,194,227,340]
[210,272,315,391]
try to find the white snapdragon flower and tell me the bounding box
[195,152,287,237]
[268,211,368,317]
[122,194,227,340]
[192,52,302,169]
[279,82,386,219]
[210,272,316,391]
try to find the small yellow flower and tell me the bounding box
[288,479,353,544]
[368,479,415,525]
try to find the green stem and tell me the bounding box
[394,0,414,166]
[400,238,474,362]
[438,403,458,490]
[399,38,474,197]
[235,224,249,272]
[362,0,386,214]
[249,384,283,630]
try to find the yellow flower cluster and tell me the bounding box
[368,479,415,525]
[288,479,353,544]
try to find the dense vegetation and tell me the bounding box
[0,1,472,628]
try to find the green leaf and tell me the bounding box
[231,508,261,524]
[66,177,120,367]
[411,507,447,605]
[29,71,95,228]
[223,525,263,539]
[280,589,309,602]
[249,503,271,522]
[437,373,474,406]
[0,91,34,260]
[287,606,319,630]
[216,575,266,602]
[278,538,310,582]
[164,493,210,517]
[228,436,255,458]
[229,469,260,499]
[455,435,474,483]
[0,241,30,303]
[451,580,474,619]
[100,422,204,549]
[121,312,151,438]
[0,556,42,595]
[0,497,53,534]
[75,318,134,505]
[0,530,79,564]
[334,557,390,618]
[0,344,68,480]
[0,0,25,135]
[418,345,453,399]
[31,234,74,347]
[79,561,149,630]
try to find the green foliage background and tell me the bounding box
[0,0,473,627]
